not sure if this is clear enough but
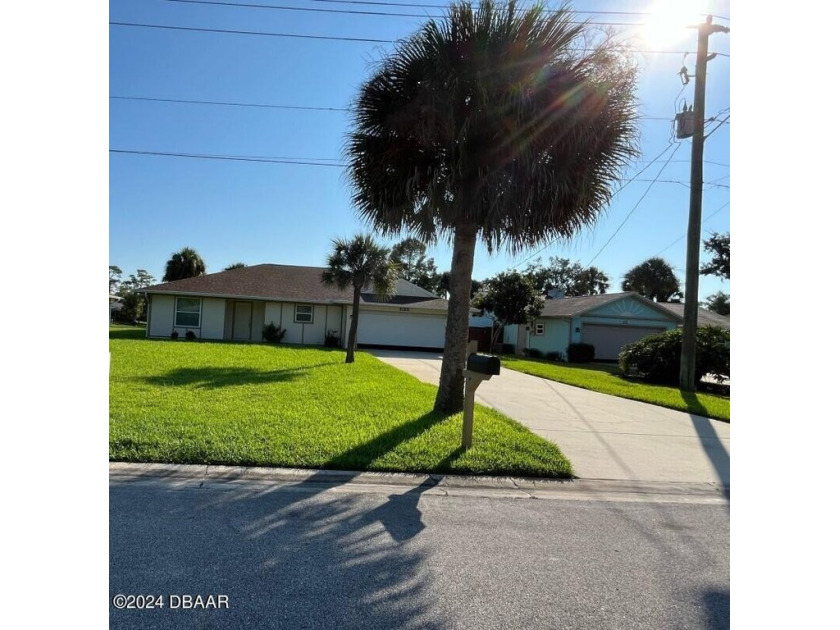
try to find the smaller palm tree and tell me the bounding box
[322,235,398,363]
[163,247,206,282]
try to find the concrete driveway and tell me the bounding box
[367,349,730,487]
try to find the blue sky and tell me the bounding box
[109,0,730,299]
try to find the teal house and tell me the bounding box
[503,292,688,361]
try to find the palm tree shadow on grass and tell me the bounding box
[140,363,337,388]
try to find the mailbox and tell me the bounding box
[466,353,500,376]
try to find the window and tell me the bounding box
[534,322,545,336]
[175,297,201,327]
[295,304,313,324]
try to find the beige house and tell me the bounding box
[140,264,449,350]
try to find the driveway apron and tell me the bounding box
[367,349,729,486]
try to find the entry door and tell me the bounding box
[232,302,253,341]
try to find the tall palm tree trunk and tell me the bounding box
[434,223,478,413]
[346,287,362,363]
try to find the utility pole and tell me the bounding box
[679,15,730,392]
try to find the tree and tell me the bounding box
[389,237,440,292]
[163,247,206,282]
[524,256,609,296]
[115,269,157,323]
[700,232,730,280]
[703,291,730,316]
[224,262,247,271]
[109,265,123,294]
[346,0,638,411]
[473,271,544,351]
[435,271,483,300]
[621,257,682,302]
[321,235,399,363]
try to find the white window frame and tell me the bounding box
[175,297,201,328]
[295,304,314,324]
[534,322,545,336]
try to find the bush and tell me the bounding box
[502,343,515,355]
[567,343,595,363]
[262,322,287,344]
[170,331,179,340]
[523,348,543,358]
[324,329,341,348]
[618,326,729,385]
[185,330,197,341]
[545,351,563,362]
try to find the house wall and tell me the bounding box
[148,294,174,337]
[201,298,226,339]
[147,295,226,340]
[527,319,571,355]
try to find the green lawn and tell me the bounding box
[501,356,730,422]
[109,326,573,478]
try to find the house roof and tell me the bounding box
[657,302,730,329]
[539,291,682,321]
[140,264,449,310]
[537,291,729,329]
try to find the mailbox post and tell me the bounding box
[462,353,500,449]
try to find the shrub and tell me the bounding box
[185,330,197,341]
[262,322,287,344]
[567,342,595,363]
[545,351,563,362]
[324,329,341,348]
[618,326,729,385]
[170,331,179,340]
[523,348,543,358]
[502,343,515,355]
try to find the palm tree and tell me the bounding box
[346,0,639,411]
[163,247,206,282]
[621,257,682,302]
[321,235,398,363]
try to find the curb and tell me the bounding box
[109,462,729,504]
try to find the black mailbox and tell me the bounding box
[466,353,500,376]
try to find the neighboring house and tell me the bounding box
[657,302,730,330]
[109,294,122,324]
[140,264,449,350]
[504,292,685,361]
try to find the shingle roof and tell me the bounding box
[536,291,729,329]
[140,264,449,310]
[657,302,730,329]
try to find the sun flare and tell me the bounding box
[640,0,712,49]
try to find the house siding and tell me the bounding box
[201,298,226,339]
[527,319,571,355]
[148,294,175,338]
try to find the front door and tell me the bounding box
[232,302,253,341]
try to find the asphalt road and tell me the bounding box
[110,475,729,629]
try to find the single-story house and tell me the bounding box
[503,292,727,361]
[139,264,449,350]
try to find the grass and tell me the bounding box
[501,355,730,422]
[109,326,573,478]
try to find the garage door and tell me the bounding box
[581,325,666,361]
[356,310,446,349]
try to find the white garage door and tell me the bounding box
[581,325,666,361]
[356,310,446,349]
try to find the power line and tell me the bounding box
[109,149,347,166]
[109,21,393,43]
[310,0,730,22]
[704,115,730,139]
[162,0,647,25]
[653,201,730,256]
[585,143,683,267]
[109,95,351,112]
[110,145,728,188]
[109,95,688,122]
[109,21,730,55]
